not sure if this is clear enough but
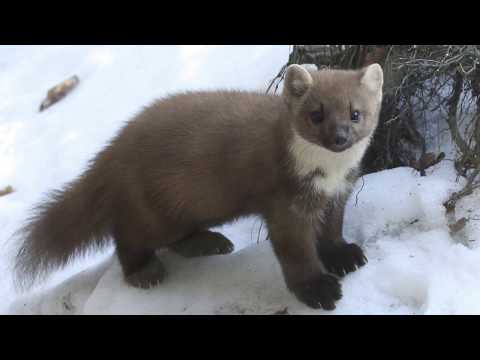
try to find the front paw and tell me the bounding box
[320,243,368,277]
[291,274,342,310]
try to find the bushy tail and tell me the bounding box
[14,174,113,291]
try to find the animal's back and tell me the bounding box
[110,90,288,224]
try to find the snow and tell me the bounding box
[2,46,480,315]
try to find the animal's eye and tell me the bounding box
[310,111,323,125]
[351,110,360,122]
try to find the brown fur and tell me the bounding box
[14,64,383,310]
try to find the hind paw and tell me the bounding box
[125,258,167,289]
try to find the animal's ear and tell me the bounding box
[360,63,383,94]
[284,64,313,97]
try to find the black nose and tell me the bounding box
[334,134,348,146]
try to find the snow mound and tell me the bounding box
[10,164,480,315]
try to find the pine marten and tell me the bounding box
[14,63,383,310]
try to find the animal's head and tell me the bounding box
[282,63,383,153]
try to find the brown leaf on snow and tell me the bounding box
[39,75,80,112]
[449,217,468,235]
[410,152,445,176]
[0,185,14,197]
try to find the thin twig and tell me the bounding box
[355,176,365,207]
